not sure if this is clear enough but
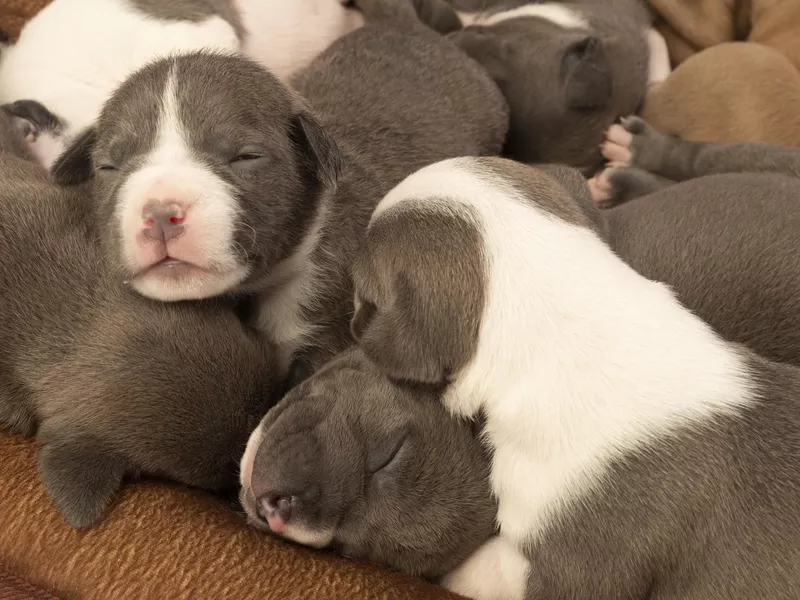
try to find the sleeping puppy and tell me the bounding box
[51,0,508,375]
[443,0,669,171]
[350,156,800,600]
[239,348,496,580]
[0,111,281,529]
[0,0,364,168]
[592,115,800,206]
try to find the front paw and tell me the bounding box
[600,116,678,176]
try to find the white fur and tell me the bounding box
[647,27,672,86]
[478,3,589,29]
[373,157,755,553]
[442,536,530,600]
[233,0,363,80]
[120,64,249,302]
[0,0,238,151]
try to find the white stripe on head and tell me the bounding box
[478,3,589,29]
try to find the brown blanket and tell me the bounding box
[0,432,459,600]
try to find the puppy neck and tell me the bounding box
[402,158,756,543]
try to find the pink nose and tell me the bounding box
[142,200,186,243]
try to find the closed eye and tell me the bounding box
[97,164,118,172]
[367,433,410,475]
[231,152,265,163]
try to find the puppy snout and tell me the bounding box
[142,200,186,243]
[257,493,295,534]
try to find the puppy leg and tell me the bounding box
[344,0,462,33]
[589,166,675,208]
[602,116,800,182]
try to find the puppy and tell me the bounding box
[443,0,666,171]
[0,0,363,168]
[238,348,497,581]
[351,156,800,600]
[0,111,281,529]
[52,0,508,374]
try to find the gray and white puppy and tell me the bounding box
[0,0,364,168]
[52,0,508,376]
[350,156,800,600]
[0,112,281,530]
[444,0,655,171]
[239,348,496,580]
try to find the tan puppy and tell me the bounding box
[643,42,800,146]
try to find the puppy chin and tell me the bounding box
[130,263,250,302]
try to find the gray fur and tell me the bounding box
[0,112,281,529]
[128,0,245,38]
[53,0,508,374]
[240,348,496,580]
[447,0,650,171]
[349,158,800,598]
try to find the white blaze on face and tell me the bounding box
[477,3,589,29]
[117,64,249,302]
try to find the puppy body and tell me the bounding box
[353,157,800,599]
[0,0,362,168]
[0,113,279,529]
[445,0,656,170]
[53,3,507,375]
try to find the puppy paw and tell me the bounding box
[600,124,633,167]
[590,165,673,208]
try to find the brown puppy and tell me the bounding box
[0,111,281,529]
[643,42,800,147]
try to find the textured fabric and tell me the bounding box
[0,0,50,41]
[0,573,59,600]
[0,432,461,600]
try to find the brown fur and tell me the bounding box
[0,431,461,600]
[643,42,800,146]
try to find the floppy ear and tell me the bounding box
[447,28,509,83]
[38,435,128,529]
[50,126,97,185]
[562,36,612,109]
[291,107,343,191]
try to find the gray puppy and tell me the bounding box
[350,156,800,600]
[52,0,508,376]
[444,0,653,171]
[0,112,281,529]
[238,348,496,581]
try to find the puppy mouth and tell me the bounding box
[136,256,214,279]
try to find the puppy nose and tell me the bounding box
[142,201,186,243]
[257,494,294,534]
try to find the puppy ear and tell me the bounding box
[562,37,612,109]
[50,126,97,185]
[291,107,343,190]
[38,435,128,529]
[447,28,509,82]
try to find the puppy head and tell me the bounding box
[239,350,496,579]
[349,157,602,394]
[449,16,615,170]
[36,298,281,529]
[52,52,342,302]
